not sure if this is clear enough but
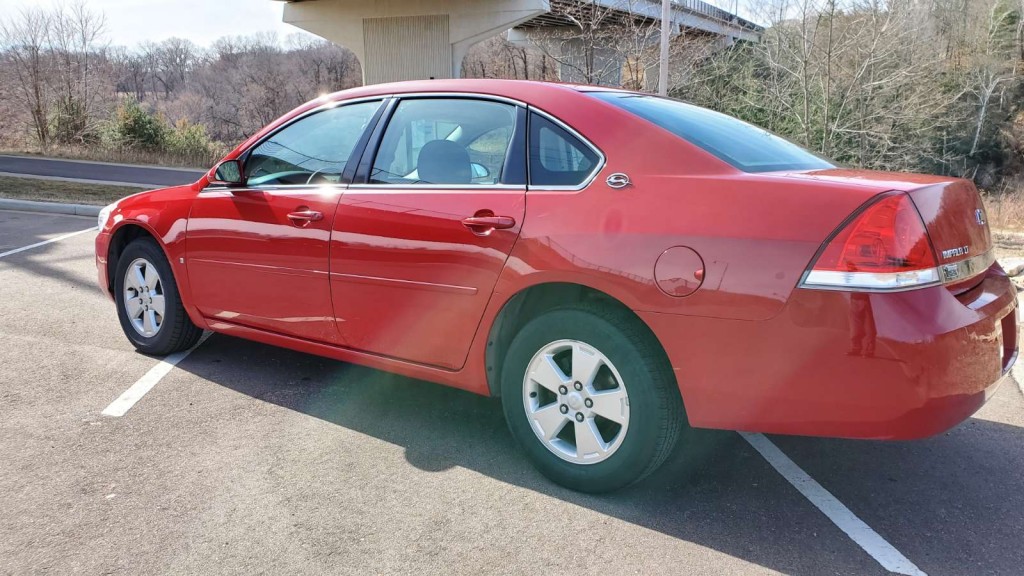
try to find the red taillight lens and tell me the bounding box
[801,193,941,291]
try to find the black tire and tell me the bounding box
[114,237,203,355]
[500,303,685,493]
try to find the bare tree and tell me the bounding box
[48,1,109,144]
[0,6,53,147]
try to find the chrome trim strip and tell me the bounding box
[939,249,997,283]
[801,268,942,292]
[200,184,347,194]
[799,249,997,292]
[346,184,525,192]
[388,91,527,108]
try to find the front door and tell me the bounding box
[330,97,527,369]
[187,100,383,343]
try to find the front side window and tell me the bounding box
[589,92,834,173]
[370,98,517,185]
[245,100,381,186]
[528,113,600,187]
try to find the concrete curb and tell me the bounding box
[0,198,101,217]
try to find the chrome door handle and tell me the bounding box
[461,215,516,236]
[287,209,323,224]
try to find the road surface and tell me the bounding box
[0,155,205,187]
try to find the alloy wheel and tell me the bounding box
[123,257,165,338]
[522,339,630,464]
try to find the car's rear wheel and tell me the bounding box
[114,238,203,355]
[500,304,685,493]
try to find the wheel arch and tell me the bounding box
[105,221,162,294]
[483,281,672,398]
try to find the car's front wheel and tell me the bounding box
[114,237,203,355]
[500,304,685,493]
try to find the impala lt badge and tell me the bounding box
[941,246,969,260]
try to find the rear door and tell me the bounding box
[330,96,527,369]
[187,99,383,343]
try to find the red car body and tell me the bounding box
[95,79,1020,440]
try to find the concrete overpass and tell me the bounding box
[279,0,760,85]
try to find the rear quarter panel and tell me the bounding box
[496,91,892,322]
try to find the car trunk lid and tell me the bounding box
[776,169,994,293]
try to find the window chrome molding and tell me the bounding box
[388,91,528,108]
[526,106,606,193]
[200,183,348,194]
[347,183,525,192]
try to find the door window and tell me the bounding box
[370,98,518,185]
[528,113,600,187]
[245,100,381,186]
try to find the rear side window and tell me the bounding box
[245,100,381,186]
[528,113,600,187]
[589,92,833,173]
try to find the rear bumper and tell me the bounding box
[641,265,1020,440]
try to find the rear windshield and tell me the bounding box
[589,92,834,173]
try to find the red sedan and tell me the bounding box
[95,79,1020,492]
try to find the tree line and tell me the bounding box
[463,0,1024,193]
[1,0,1022,195]
[0,2,361,166]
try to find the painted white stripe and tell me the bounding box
[101,333,211,417]
[0,227,96,259]
[741,432,927,576]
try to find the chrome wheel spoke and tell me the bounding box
[144,264,159,290]
[530,404,569,441]
[571,342,602,387]
[143,310,158,334]
[588,388,628,424]
[574,419,607,459]
[529,354,569,394]
[125,297,144,319]
[132,266,147,292]
[125,265,143,291]
[149,295,166,317]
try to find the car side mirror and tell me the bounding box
[470,162,490,179]
[210,159,245,187]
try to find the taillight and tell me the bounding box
[800,192,941,291]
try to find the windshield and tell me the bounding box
[589,92,834,173]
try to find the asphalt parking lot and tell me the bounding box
[1,208,1023,576]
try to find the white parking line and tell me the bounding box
[741,432,927,576]
[101,333,211,417]
[0,227,96,259]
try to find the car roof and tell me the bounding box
[321,78,627,104]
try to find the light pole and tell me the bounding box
[658,0,670,95]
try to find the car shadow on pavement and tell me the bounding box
[176,333,1023,576]
[0,211,98,293]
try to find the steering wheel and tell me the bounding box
[306,169,326,185]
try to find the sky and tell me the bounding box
[0,0,758,49]
[0,0,311,47]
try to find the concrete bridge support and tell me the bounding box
[282,0,550,84]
